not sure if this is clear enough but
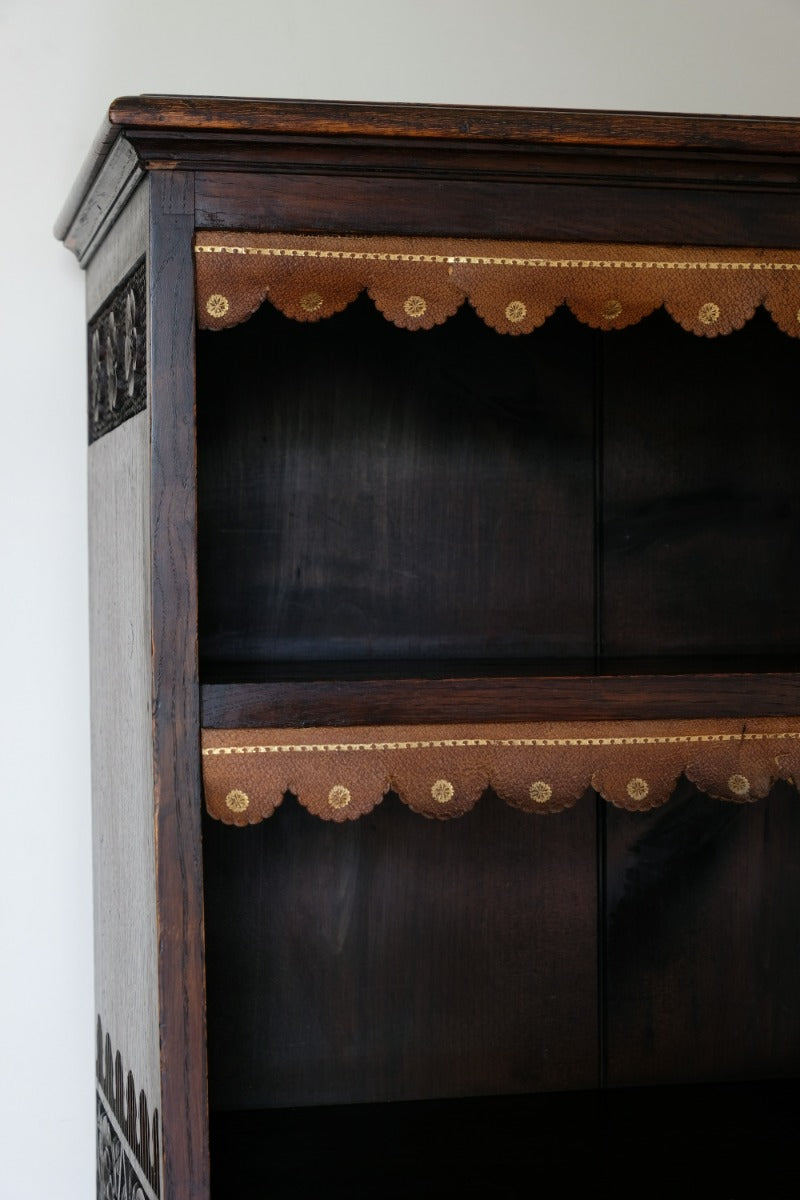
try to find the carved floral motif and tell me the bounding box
[96,1094,149,1200]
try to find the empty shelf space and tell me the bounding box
[209,1080,800,1199]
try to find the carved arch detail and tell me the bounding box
[96,1015,161,1199]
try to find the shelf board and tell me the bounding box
[200,660,800,727]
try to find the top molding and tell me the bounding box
[56,95,800,263]
[77,94,800,150]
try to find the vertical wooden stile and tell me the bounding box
[149,170,210,1200]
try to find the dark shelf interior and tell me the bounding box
[209,1080,800,1199]
[197,298,800,700]
[200,653,800,684]
[202,784,800,1137]
[198,293,800,1182]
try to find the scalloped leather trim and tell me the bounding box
[201,717,800,823]
[194,234,800,338]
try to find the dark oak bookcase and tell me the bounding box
[59,98,800,1198]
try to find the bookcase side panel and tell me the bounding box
[87,179,165,1198]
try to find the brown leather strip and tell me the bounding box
[194,233,800,337]
[201,717,800,824]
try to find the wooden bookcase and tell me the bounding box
[58,98,800,1199]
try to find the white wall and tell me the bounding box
[2,2,799,1196]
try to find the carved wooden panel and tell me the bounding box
[88,259,146,443]
[96,1016,160,1200]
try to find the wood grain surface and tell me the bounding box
[602,308,800,659]
[197,300,595,668]
[104,95,800,153]
[604,779,800,1087]
[203,793,599,1110]
[149,171,210,1200]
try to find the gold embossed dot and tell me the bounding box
[505,300,527,323]
[300,291,323,313]
[626,777,649,802]
[225,789,249,813]
[728,773,750,797]
[206,293,230,318]
[602,299,623,321]
[431,779,455,805]
[699,301,720,325]
[529,780,553,805]
[795,307,800,324]
[404,295,427,318]
[328,784,352,810]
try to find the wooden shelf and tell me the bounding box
[201,664,800,727]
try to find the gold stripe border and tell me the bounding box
[203,729,800,756]
[194,244,800,272]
